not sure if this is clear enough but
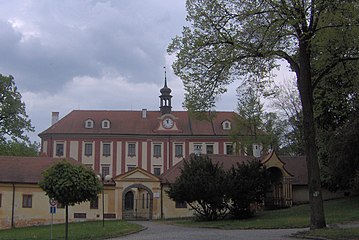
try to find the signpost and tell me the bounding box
[49,199,57,240]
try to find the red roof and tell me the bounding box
[0,156,81,184]
[279,156,307,185]
[39,110,237,137]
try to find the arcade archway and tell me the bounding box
[122,184,153,220]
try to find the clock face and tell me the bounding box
[162,118,174,129]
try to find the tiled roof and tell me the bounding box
[39,110,237,136]
[279,155,308,185]
[161,153,308,185]
[0,156,81,184]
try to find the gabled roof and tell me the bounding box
[262,150,293,177]
[39,110,237,137]
[0,156,81,184]
[115,167,160,182]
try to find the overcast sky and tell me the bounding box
[0,0,292,143]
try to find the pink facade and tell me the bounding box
[39,82,238,177]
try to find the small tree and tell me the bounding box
[167,154,228,221]
[227,160,269,219]
[39,160,102,240]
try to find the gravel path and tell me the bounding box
[111,221,306,240]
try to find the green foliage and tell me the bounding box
[167,155,270,220]
[0,74,34,142]
[270,81,304,155]
[167,154,229,221]
[169,0,359,228]
[232,84,284,155]
[321,111,359,192]
[0,140,39,156]
[227,160,269,219]
[39,160,102,206]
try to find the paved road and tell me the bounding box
[112,221,306,240]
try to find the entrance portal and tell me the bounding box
[265,167,284,209]
[122,184,153,220]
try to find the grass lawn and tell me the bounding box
[0,220,143,240]
[303,227,359,240]
[170,196,359,230]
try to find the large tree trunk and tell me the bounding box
[297,40,326,229]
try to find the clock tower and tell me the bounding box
[159,73,172,115]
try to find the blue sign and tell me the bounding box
[50,206,56,214]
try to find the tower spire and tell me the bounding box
[159,66,172,115]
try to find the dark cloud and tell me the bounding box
[0,0,239,143]
[0,0,187,93]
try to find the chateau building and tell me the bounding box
[0,78,342,229]
[39,79,238,177]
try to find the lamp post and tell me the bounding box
[98,174,111,227]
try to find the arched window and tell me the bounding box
[85,119,94,129]
[222,120,231,130]
[102,119,111,129]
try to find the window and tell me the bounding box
[90,197,98,209]
[103,143,111,156]
[194,144,202,155]
[226,144,233,155]
[74,213,86,218]
[153,144,161,158]
[128,143,136,157]
[206,144,214,154]
[142,193,145,209]
[222,120,231,130]
[127,165,136,172]
[140,193,150,209]
[102,120,110,129]
[175,201,187,208]
[56,143,64,157]
[0,193,2,208]
[101,164,110,177]
[22,194,32,208]
[84,143,93,156]
[85,119,94,128]
[153,166,161,176]
[146,193,150,209]
[175,144,183,158]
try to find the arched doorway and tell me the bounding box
[122,184,153,220]
[265,167,284,209]
[124,191,134,210]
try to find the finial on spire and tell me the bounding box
[163,66,167,87]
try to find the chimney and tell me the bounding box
[52,112,59,125]
[141,109,147,119]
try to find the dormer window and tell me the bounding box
[102,120,110,129]
[85,119,94,129]
[222,120,231,130]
